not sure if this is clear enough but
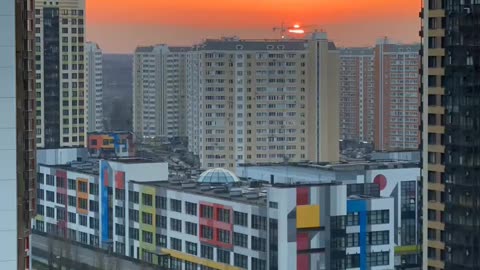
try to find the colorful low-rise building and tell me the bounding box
[87,132,135,158]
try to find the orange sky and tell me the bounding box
[86,0,420,53]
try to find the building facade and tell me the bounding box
[374,40,421,151]
[87,131,135,158]
[339,42,421,151]
[237,160,422,268]
[0,0,37,269]
[422,1,480,270]
[86,42,103,132]
[34,162,395,270]
[187,33,339,171]
[133,45,189,138]
[34,0,87,148]
[339,48,375,143]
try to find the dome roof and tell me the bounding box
[197,168,240,184]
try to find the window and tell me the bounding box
[46,175,55,186]
[79,232,88,244]
[57,208,66,221]
[129,209,139,222]
[234,211,248,227]
[156,234,167,247]
[37,189,44,200]
[37,204,44,216]
[142,231,153,244]
[234,254,248,268]
[46,191,54,202]
[115,206,124,218]
[170,237,182,251]
[68,178,76,190]
[170,199,182,212]
[56,194,66,204]
[347,213,359,226]
[115,188,125,201]
[78,198,88,210]
[347,233,359,247]
[201,245,213,260]
[156,215,167,229]
[368,210,389,225]
[233,232,248,248]
[217,249,230,264]
[200,225,213,240]
[217,208,231,223]
[217,229,230,244]
[142,212,153,225]
[68,196,76,207]
[368,231,390,245]
[186,222,197,236]
[115,224,125,236]
[79,215,87,226]
[89,183,99,196]
[186,241,198,255]
[37,173,44,184]
[347,254,360,268]
[170,218,182,232]
[185,202,197,216]
[142,193,153,206]
[251,258,266,270]
[367,251,389,267]
[155,196,167,209]
[129,227,139,240]
[89,217,99,230]
[252,215,266,230]
[251,236,266,252]
[129,191,139,203]
[201,205,213,219]
[89,200,99,212]
[269,201,278,208]
[68,212,76,223]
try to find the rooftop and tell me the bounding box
[238,160,419,172]
[39,157,158,176]
[139,178,345,206]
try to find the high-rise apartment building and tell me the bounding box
[374,40,421,151]
[187,33,339,171]
[34,0,87,148]
[339,48,375,142]
[422,1,480,269]
[0,0,37,269]
[86,42,103,132]
[133,45,189,138]
[339,42,421,151]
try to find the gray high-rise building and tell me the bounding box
[0,0,36,269]
[86,42,104,132]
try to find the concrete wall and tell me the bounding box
[0,1,17,268]
[37,148,89,165]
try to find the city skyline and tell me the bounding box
[86,0,420,53]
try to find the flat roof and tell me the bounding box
[238,160,419,171]
[39,157,159,175]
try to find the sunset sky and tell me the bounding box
[86,0,420,54]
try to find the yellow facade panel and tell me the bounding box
[296,205,321,229]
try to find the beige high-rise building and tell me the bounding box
[186,33,339,171]
[34,0,87,148]
[133,45,189,138]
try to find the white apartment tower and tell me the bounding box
[34,0,87,148]
[187,33,340,171]
[133,45,189,138]
[86,42,103,132]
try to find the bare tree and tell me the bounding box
[47,237,54,270]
